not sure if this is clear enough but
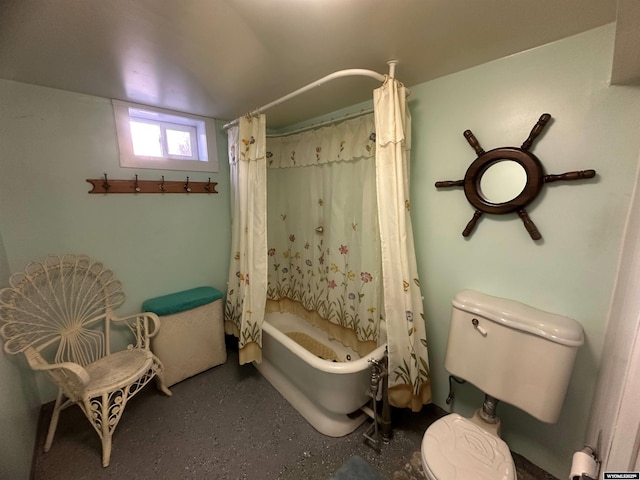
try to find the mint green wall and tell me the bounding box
[0,78,231,478]
[410,24,640,477]
[0,80,231,311]
[0,232,40,480]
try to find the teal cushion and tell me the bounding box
[142,286,223,316]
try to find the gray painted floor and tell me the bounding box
[31,340,557,479]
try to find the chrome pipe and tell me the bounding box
[479,394,500,424]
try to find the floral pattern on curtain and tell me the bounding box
[266,115,384,354]
[374,78,431,411]
[224,114,268,365]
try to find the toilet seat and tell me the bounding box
[421,413,516,480]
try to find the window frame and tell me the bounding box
[112,100,218,173]
[163,123,199,160]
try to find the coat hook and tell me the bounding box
[159,175,166,192]
[134,174,141,192]
[204,177,212,192]
[102,173,110,191]
[184,176,191,192]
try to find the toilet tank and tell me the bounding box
[444,290,584,423]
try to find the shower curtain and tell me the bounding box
[225,77,431,411]
[265,115,384,355]
[374,78,431,411]
[224,114,268,365]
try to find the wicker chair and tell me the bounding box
[0,254,172,467]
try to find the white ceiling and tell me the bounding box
[0,0,635,129]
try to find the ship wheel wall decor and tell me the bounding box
[435,113,596,241]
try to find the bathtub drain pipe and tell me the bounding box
[363,349,391,450]
[380,349,392,442]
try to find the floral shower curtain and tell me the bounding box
[265,115,384,355]
[225,77,431,412]
[224,114,268,365]
[374,78,431,411]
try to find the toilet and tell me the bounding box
[421,290,584,480]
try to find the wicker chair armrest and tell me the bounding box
[35,361,90,382]
[24,349,91,400]
[109,312,161,349]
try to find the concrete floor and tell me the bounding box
[30,341,557,480]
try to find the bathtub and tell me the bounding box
[254,311,387,437]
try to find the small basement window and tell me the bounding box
[112,100,218,172]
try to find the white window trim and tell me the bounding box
[112,99,218,173]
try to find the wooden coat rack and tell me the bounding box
[87,174,218,194]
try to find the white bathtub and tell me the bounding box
[254,311,387,437]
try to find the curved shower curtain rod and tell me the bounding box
[222,60,401,131]
[266,107,374,138]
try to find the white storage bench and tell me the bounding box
[143,286,226,387]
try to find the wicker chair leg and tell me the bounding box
[153,357,173,396]
[101,433,112,468]
[86,392,120,468]
[155,373,173,396]
[44,390,64,452]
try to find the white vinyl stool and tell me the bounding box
[143,286,226,386]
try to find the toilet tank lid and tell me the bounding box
[452,290,584,347]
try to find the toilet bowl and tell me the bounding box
[421,413,515,480]
[421,290,584,480]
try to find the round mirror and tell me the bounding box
[462,147,544,216]
[479,160,528,204]
[434,114,597,241]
